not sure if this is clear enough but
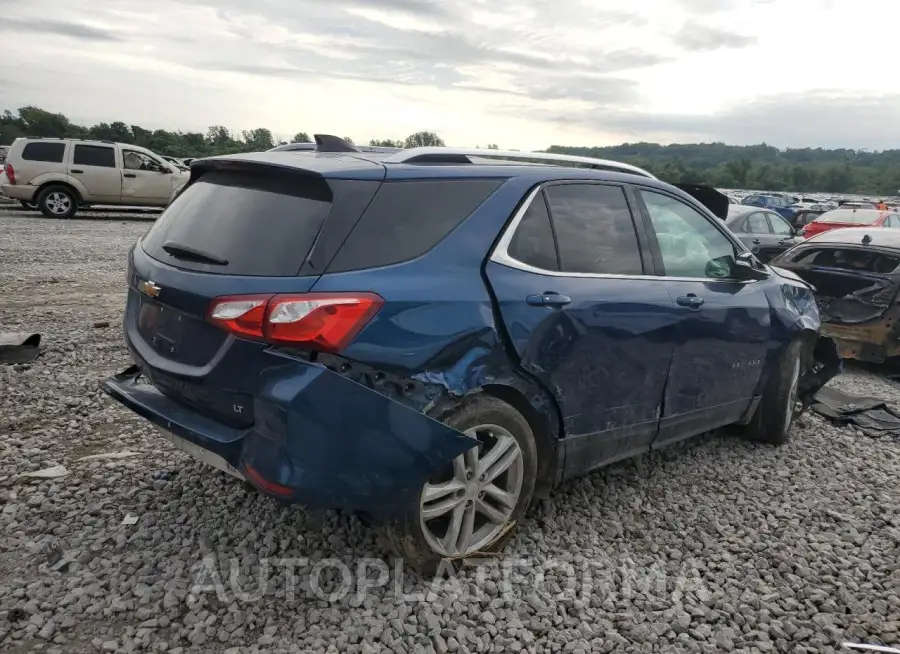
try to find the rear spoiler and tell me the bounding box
[674,184,730,220]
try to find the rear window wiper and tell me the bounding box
[161,242,229,266]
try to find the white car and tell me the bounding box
[1,137,189,219]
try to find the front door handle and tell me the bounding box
[676,294,705,310]
[752,238,761,245]
[123,173,136,178]
[70,169,84,174]
[526,292,572,307]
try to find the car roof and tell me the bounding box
[816,208,885,221]
[802,227,900,249]
[195,149,664,184]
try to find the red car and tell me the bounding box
[802,208,898,238]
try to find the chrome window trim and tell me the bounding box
[489,183,760,285]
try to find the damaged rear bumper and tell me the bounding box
[101,362,476,514]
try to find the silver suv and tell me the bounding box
[1,138,189,219]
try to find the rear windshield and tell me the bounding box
[141,170,332,276]
[816,209,882,224]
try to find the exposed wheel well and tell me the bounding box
[36,182,82,204]
[482,383,560,497]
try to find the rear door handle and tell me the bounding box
[752,238,761,245]
[526,292,572,307]
[676,294,705,309]
[70,169,84,174]
[123,173,136,178]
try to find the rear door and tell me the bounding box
[633,187,771,443]
[69,143,121,202]
[740,211,779,256]
[485,181,679,477]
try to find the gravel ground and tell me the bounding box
[2,210,900,654]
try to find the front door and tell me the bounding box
[485,182,680,478]
[634,188,771,445]
[121,150,175,205]
[69,143,121,202]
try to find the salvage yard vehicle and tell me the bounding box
[1,137,189,219]
[772,227,900,363]
[725,205,804,262]
[101,136,840,571]
[802,208,897,238]
[741,193,797,221]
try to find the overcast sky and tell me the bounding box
[1,0,897,150]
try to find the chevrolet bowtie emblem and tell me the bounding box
[138,280,162,298]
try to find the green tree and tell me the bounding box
[370,138,404,148]
[241,128,275,151]
[404,131,445,148]
[292,132,311,143]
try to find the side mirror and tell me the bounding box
[734,251,770,280]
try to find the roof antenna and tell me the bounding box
[313,134,360,153]
[862,233,872,245]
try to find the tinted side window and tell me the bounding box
[21,142,66,163]
[640,190,737,279]
[328,179,502,272]
[544,184,643,275]
[507,192,559,271]
[73,145,116,168]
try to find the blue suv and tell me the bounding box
[102,136,840,572]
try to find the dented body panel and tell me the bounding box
[772,230,900,363]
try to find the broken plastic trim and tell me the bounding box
[798,336,842,409]
[0,332,42,365]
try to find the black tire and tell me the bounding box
[380,395,538,575]
[36,185,78,219]
[745,340,803,445]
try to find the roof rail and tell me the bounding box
[383,147,656,179]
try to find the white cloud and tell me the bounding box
[0,0,897,149]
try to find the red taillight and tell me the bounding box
[207,292,383,352]
[243,464,294,498]
[3,164,15,185]
[208,295,271,340]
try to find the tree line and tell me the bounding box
[547,143,900,196]
[0,107,446,160]
[2,106,898,195]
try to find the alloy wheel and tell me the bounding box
[419,424,524,557]
[45,192,71,216]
